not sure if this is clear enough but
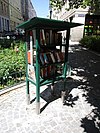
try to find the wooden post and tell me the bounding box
[36,29,40,114]
[25,42,30,104]
[62,28,70,103]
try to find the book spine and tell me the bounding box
[56,52,61,62]
[41,67,47,78]
[47,65,51,77]
[50,52,55,63]
[59,52,64,62]
[42,29,46,45]
[43,53,48,64]
[40,30,46,45]
[40,53,45,65]
[46,53,53,63]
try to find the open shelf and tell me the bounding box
[17,17,82,114]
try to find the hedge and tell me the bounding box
[79,36,100,53]
[0,41,25,88]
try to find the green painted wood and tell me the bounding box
[36,29,40,103]
[40,75,65,86]
[25,42,30,95]
[28,78,36,86]
[63,29,70,78]
[17,17,83,31]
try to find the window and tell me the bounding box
[7,20,9,31]
[0,17,1,31]
[1,2,3,13]
[4,4,5,14]
[2,18,4,30]
[5,19,6,30]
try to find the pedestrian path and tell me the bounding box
[0,45,100,133]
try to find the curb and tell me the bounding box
[0,82,26,96]
[87,49,100,57]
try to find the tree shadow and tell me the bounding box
[81,116,100,133]
[64,94,79,107]
[69,44,100,132]
[40,77,80,113]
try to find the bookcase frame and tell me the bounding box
[17,17,82,114]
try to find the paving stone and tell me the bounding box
[0,44,100,133]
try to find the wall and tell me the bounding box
[0,0,9,33]
[28,0,37,19]
[9,0,24,31]
[52,1,89,42]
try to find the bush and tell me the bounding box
[79,36,100,53]
[0,38,13,49]
[0,42,25,87]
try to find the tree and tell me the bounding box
[50,0,100,14]
[50,0,64,10]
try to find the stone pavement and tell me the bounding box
[0,44,100,133]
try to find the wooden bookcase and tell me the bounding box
[17,17,82,114]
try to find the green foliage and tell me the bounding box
[0,41,25,88]
[79,36,100,52]
[50,0,64,10]
[50,0,100,14]
[0,39,13,49]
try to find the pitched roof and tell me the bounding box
[17,17,82,31]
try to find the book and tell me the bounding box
[40,29,46,45]
[43,53,49,64]
[47,65,51,77]
[28,64,36,82]
[50,52,55,63]
[45,31,49,45]
[55,32,62,45]
[56,52,61,62]
[40,53,45,65]
[40,68,44,78]
[51,65,56,76]
[53,52,58,62]
[40,67,47,78]
[58,52,64,62]
[27,51,31,64]
[46,52,53,63]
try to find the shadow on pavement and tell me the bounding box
[40,77,81,113]
[30,44,100,132]
[69,45,100,132]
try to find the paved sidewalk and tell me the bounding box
[0,44,100,133]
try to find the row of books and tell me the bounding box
[28,64,63,80]
[40,51,64,65]
[40,29,62,46]
[40,65,57,78]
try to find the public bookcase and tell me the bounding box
[17,17,82,114]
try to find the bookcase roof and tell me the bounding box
[17,17,82,31]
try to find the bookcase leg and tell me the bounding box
[36,102,40,114]
[51,84,54,92]
[26,80,30,105]
[26,94,30,105]
[61,91,66,103]
[51,82,54,94]
[36,85,40,114]
[61,79,66,103]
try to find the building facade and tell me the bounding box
[0,0,10,35]
[28,0,36,19]
[9,0,24,31]
[21,0,36,21]
[52,0,88,42]
[0,0,36,35]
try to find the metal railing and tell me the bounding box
[0,71,25,90]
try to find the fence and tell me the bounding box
[0,71,25,90]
